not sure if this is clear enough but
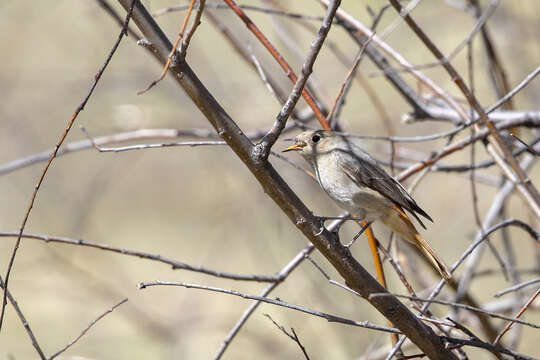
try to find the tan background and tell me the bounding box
[0,0,539,359]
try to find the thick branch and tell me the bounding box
[115,1,458,358]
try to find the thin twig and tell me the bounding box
[369,293,539,329]
[137,0,197,95]
[264,314,311,360]
[178,0,206,58]
[0,232,280,282]
[222,0,331,131]
[49,298,129,360]
[0,0,137,332]
[509,133,540,156]
[495,278,540,298]
[0,276,46,360]
[82,126,227,152]
[388,0,540,217]
[138,281,401,333]
[441,336,536,360]
[153,3,326,22]
[486,66,539,114]
[326,34,374,129]
[257,0,341,156]
[493,287,540,345]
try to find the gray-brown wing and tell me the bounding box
[336,149,432,228]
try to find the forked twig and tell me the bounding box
[264,314,311,360]
[138,0,201,95]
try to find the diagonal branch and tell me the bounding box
[115,1,458,358]
[257,0,341,158]
[0,276,46,360]
[139,281,401,334]
[222,0,330,131]
[387,0,540,218]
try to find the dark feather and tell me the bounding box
[336,146,433,229]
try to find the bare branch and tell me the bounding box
[264,314,311,360]
[137,0,197,95]
[387,0,540,217]
[138,281,401,334]
[493,287,540,345]
[153,3,326,22]
[49,298,128,360]
[0,276,46,360]
[213,218,346,359]
[222,0,330,131]
[0,0,137,332]
[495,278,540,298]
[369,293,539,330]
[441,336,536,360]
[257,0,341,156]
[0,232,280,282]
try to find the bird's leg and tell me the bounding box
[315,215,362,236]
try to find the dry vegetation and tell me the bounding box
[0,0,539,359]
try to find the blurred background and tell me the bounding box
[0,0,539,359]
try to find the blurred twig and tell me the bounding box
[116,1,460,357]
[0,113,534,177]
[387,0,540,218]
[258,0,341,155]
[222,0,331,131]
[493,287,540,345]
[0,0,137,332]
[0,276,46,360]
[495,278,540,298]
[153,2,326,22]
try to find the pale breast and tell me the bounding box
[313,151,392,221]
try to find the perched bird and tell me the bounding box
[284,130,451,280]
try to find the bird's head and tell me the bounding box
[283,130,336,160]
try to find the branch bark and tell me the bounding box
[115,1,458,358]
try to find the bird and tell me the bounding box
[284,130,451,280]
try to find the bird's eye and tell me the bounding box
[312,135,321,143]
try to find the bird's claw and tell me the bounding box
[315,216,342,236]
[314,216,327,236]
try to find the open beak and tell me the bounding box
[283,142,305,152]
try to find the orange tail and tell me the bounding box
[381,205,452,280]
[412,232,452,280]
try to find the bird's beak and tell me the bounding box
[283,142,305,152]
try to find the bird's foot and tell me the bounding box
[315,216,357,236]
[315,216,330,236]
